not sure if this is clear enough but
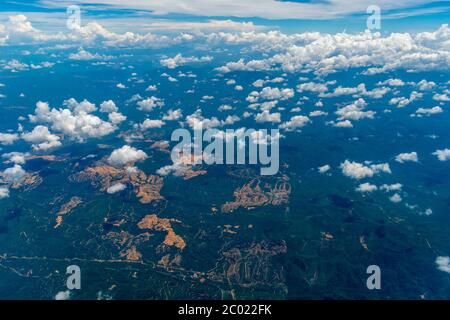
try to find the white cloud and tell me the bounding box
[100,100,118,113]
[160,53,213,69]
[2,14,192,48]
[163,109,183,121]
[389,193,402,203]
[0,132,19,145]
[218,104,233,112]
[415,106,443,115]
[247,87,294,102]
[332,120,353,128]
[380,183,402,192]
[22,125,62,151]
[107,145,148,167]
[108,112,126,124]
[140,119,165,129]
[340,160,391,180]
[356,182,378,193]
[318,164,331,174]
[433,93,450,101]
[216,25,450,76]
[254,110,281,123]
[2,152,28,165]
[55,290,71,300]
[297,82,329,93]
[436,256,450,273]
[185,111,222,130]
[137,96,164,112]
[64,98,97,114]
[2,164,26,182]
[69,48,113,61]
[377,78,405,87]
[29,101,116,142]
[395,152,418,163]
[309,110,327,117]
[335,98,375,121]
[432,149,450,161]
[279,115,310,131]
[224,115,240,125]
[0,187,9,199]
[389,91,422,108]
[106,183,127,194]
[417,79,436,91]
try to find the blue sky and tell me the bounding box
[0,0,448,33]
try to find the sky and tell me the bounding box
[0,0,449,33]
[1,0,450,295]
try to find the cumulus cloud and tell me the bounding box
[69,48,113,61]
[380,183,402,192]
[335,98,375,121]
[389,91,422,108]
[2,14,192,48]
[247,87,294,103]
[395,152,418,163]
[100,100,118,113]
[417,79,436,91]
[0,187,9,199]
[309,110,327,117]
[0,132,19,145]
[29,101,116,142]
[160,53,213,69]
[2,164,26,182]
[216,25,450,76]
[356,182,377,193]
[389,193,402,203]
[255,110,281,123]
[279,115,310,131]
[186,111,222,130]
[332,120,353,128]
[224,115,240,125]
[22,125,62,151]
[137,97,164,112]
[107,145,148,167]
[108,112,126,124]
[318,164,331,174]
[2,152,28,165]
[106,183,127,194]
[436,256,450,273]
[297,82,330,93]
[140,119,165,129]
[433,93,450,102]
[340,160,391,180]
[377,78,405,87]
[432,149,450,161]
[415,106,443,115]
[163,109,183,121]
[55,290,71,300]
